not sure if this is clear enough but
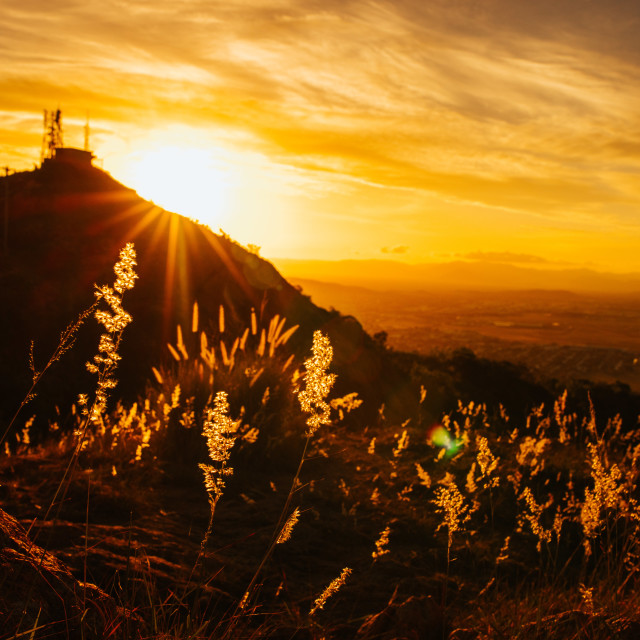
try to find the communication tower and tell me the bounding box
[40,109,64,163]
[84,112,90,152]
[39,108,94,166]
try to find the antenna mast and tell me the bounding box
[40,109,64,163]
[84,112,90,152]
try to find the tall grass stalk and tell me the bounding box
[229,330,336,622]
[0,302,98,449]
[31,243,137,531]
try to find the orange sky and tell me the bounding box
[2,0,640,273]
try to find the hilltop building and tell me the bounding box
[40,109,94,167]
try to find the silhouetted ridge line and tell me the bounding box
[0,162,402,431]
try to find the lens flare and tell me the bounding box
[427,424,463,457]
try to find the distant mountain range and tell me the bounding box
[274,258,640,294]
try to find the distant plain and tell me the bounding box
[289,277,640,392]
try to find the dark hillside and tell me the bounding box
[0,160,400,432]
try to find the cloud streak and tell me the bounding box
[2,0,640,268]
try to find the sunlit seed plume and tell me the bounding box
[267,314,279,344]
[250,307,257,335]
[372,526,391,560]
[433,476,470,550]
[330,392,363,421]
[587,393,598,438]
[393,424,410,458]
[465,462,478,494]
[171,384,181,408]
[579,584,595,614]
[167,342,181,362]
[84,243,137,424]
[176,325,189,360]
[516,436,550,476]
[242,427,260,443]
[282,354,295,373]
[229,337,239,369]
[518,487,552,551]
[218,304,225,334]
[580,442,625,553]
[496,536,510,564]
[277,324,299,348]
[276,507,300,544]
[198,391,239,503]
[20,416,34,447]
[415,463,432,488]
[476,435,500,488]
[197,396,238,555]
[298,331,337,436]
[552,507,563,541]
[309,567,352,615]
[220,341,230,366]
[180,403,195,429]
[257,329,266,356]
[192,301,199,333]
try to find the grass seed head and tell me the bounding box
[310,567,352,615]
[297,331,336,436]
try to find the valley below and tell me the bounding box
[291,279,640,392]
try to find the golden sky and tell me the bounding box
[2,0,640,272]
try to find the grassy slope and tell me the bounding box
[2,162,640,638]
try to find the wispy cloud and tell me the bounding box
[2,0,640,268]
[382,245,409,255]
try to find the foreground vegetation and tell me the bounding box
[2,245,640,639]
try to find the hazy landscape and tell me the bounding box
[284,277,640,392]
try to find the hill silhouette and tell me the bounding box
[0,159,400,432]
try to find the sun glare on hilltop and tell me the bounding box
[124,145,237,226]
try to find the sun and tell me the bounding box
[125,145,236,226]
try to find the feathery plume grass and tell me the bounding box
[82,242,137,427]
[276,507,300,544]
[297,330,336,436]
[35,244,137,532]
[580,441,625,556]
[233,332,337,617]
[393,426,410,458]
[372,526,391,561]
[310,567,352,615]
[518,487,553,552]
[476,435,499,488]
[367,437,376,455]
[198,391,239,551]
[199,391,239,504]
[433,475,470,558]
[415,463,432,488]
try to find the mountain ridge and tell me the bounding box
[0,160,402,429]
[274,257,640,294]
